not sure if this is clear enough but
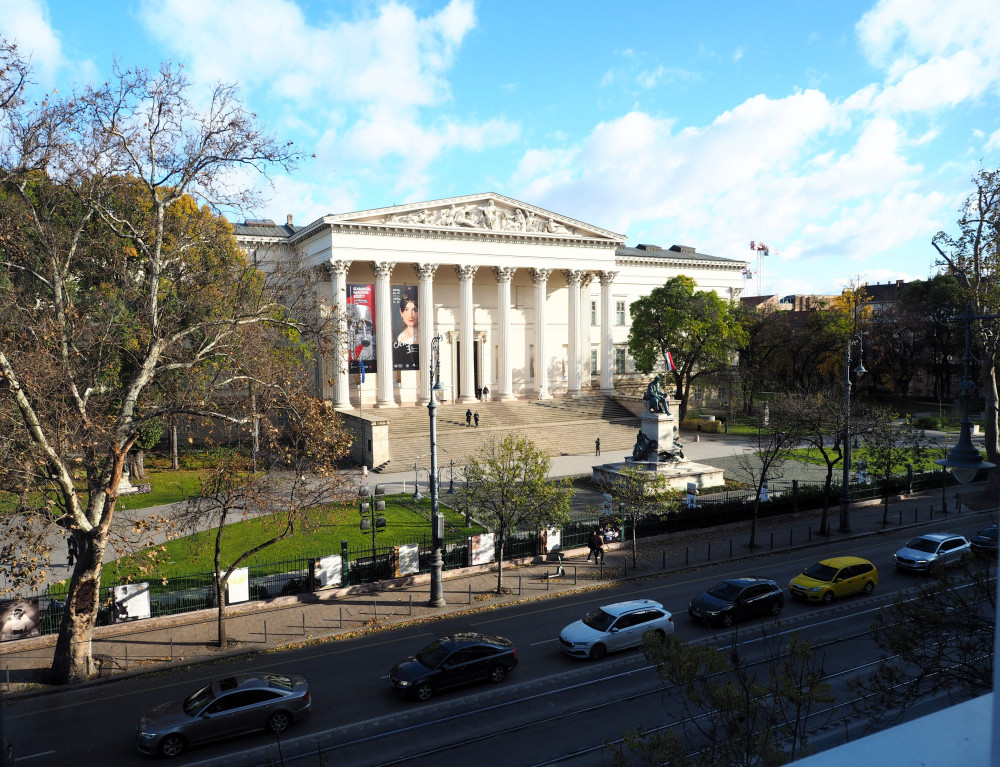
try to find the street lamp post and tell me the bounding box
[935,305,996,489]
[428,335,446,608]
[839,333,868,534]
[358,483,386,577]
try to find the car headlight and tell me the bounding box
[396,679,410,686]
[138,731,157,740]
[807,586,823,592]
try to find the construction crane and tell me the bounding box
[747,241,771,296]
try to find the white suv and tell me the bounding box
[893,532,971,573]
[558,599,674,660]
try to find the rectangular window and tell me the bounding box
[591,300,598,326]
[591,348,598,375]
[615,347,626,375]
[615,300,626,326]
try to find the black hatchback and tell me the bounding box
[688,577,784,627]
[389,632,517,701]
[970,524,999,558]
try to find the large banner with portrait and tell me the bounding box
[111,583,151,623]
[391,284,420,371]
[0,599,40,641]
[347,284,376,374]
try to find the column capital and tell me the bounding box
[414,262,440,280]
[581,273,595,289]
[492,266,517,283]
[371,261,395,279]
[529,268,552,284]
[562,269,586,285]
[454,264,479,281]
[329,259,351,278]
[599,270,618,286]
[310,263,331,282]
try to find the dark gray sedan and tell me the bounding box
[136,673,311,758]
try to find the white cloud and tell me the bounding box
[0,0,64,84]
[857,0,1000,113]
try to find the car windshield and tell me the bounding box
[582,608,617,632]
[707,582,743,602]
[415,640,452,669]
[802,563,838,582]
[183,682,217,716]
[905,537,939,553]
[265,674,293,691]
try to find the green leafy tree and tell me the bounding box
[461,434,572,593]
[0,54,313,684]
[854,406,926,527]
[628,276,746,420]
[601,464,676,566]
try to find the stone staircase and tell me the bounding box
[357,394,639,471]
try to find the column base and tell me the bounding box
[458,395,478,405]
[536,390,552,400]
[373,400,398,408]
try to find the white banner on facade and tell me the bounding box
[470,533,496,566]
[544,527,561,553]
[111,583,151,622]
[228,567,249,604]
[315,555,343,588]
[397,543,419,576]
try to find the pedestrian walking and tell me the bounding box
[595,437,601,456]
[67,535,78,567]
[466,408,472,427]
[482,385,489,400]
[474,411,480,427]
[587,528,604,563]
[475,386,482,401]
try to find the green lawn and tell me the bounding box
[790,446,950,473]
[101,496,485,585]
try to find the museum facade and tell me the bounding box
[232,192,747,409]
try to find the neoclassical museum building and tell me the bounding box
[233,192,747,411]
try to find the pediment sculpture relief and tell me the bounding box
[380,199,577,236]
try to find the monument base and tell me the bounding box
[592,459,724,493]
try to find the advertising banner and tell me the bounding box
[111,583,151,623]
[228,567,250,604]
[347,284,376,374]
[391,284,420,370]
[0,599,40,641]
[470,533,496,566]
[397,543,420,576]
[315,555,343,588]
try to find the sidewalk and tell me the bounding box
[1,463,993,697]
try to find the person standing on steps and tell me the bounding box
[474,411,480,427]
[482,385,489,400]
[466,408,472,427]
[595,437,601,456]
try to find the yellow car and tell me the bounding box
[788,556,878,604]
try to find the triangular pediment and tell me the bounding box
[323,193,625,242]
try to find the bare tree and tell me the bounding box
[854,406,926,527]
[732,396,804,550]
[176,397,351,648]
[0,55,323,683]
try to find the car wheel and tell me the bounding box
[651,628,667,642]
[721,613,735,628]
[770,601,783,616]
[416,682,434,701]
[822,591,834,605]
[489,665,507,684]
[863,581,875,595]
[268,711,292,735]
[589,644,607,661]
[159,734,185,758]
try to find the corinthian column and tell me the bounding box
[372,261,396,407]
[455,265,479,404]
[530,268,552,399]
[415,263,439,404]
[493,266,517,400]
[563,269,585,396]
[330,260,352,409]
[581,273,595,391]
[599,270,618,393]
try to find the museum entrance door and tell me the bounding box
[456,339,481,399]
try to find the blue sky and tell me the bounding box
[4,0,1000,296]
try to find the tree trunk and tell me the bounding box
[980,361,1000,505]
[495,541,505,593]
[129,449,147,480]
[170,423,179,470]
[216,576,228,649]
[51,530,109,683]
